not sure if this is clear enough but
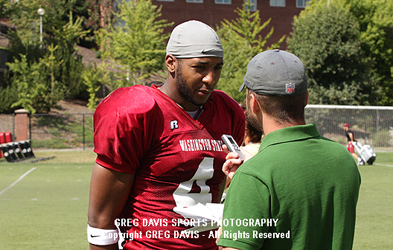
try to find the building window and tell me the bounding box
[187,0,203,3]
[296,0,310,8]
[270,0,285,7]
[215,0,231,4]
[245,0,257,11]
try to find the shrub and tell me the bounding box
[0,83,21,113]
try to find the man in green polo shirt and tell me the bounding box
[218,50,361,250]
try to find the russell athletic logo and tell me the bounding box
[170,120,179,130]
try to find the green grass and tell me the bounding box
[0,150,392,249]
[353,152,393,250]
[32,114,94,149]
[0,151,96,250]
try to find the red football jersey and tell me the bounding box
[94,85,245,249]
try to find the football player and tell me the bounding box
[344,123,360,163]
[87,20,245,250]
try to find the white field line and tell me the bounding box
[0,167,36,196]
[373,163,393,168]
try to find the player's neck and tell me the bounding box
[159,80,201,112]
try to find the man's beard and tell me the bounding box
[176,67,207,107]
[246,102,264,134]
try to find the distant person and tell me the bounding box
[344,123,361,164]
[218,49,361,250]
[87,20,245,250]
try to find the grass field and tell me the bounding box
[0,150,392,249]
[0,150,95,250]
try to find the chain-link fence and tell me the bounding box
[0,114,14,136]
[305,105,393,149]
[30,113,94,150]
[2,105,393,151]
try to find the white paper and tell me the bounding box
[173,203,224,232]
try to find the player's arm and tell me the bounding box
[88,163,135,250]
[349,132,355,142]
[219,247,239,250]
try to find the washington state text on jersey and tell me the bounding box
[179,139,224,152]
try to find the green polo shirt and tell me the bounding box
[218,124,361,250]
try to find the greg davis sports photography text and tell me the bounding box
[113,217,291,241]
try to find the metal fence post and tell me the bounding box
[83,114,85,151]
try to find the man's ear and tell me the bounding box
[305,91,309,107]
[165,54,177,73]
[250,93,260,115]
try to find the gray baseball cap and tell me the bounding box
[239,49,308,96]
[166,20,223,58]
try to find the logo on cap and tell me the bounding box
[285,83,295,94]
[202,49,215,54]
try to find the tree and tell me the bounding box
[287,3,374,105]
[82,62,111,111]
[288,0,393,105]
[215,1,285,102]
[40,44,63,96]
[0,81,20,114]
[0,0,14,18]
[6,54,46,113]
[97,0,172,90]
[46,13,89,100]
[86,0,113,31]
[347,0,393,105]
[6,13,89,113]
[7,0,91,46]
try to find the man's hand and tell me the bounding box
[222,145,254,179]
[222,152,243,179]
[221,145,254,179]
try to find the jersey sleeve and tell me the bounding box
[93,86,158,174]
[217,172,270,250]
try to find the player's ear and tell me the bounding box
[165,54,177,73]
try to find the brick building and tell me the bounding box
[151,0,309,48]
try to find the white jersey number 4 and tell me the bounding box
[173,157,214,208]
